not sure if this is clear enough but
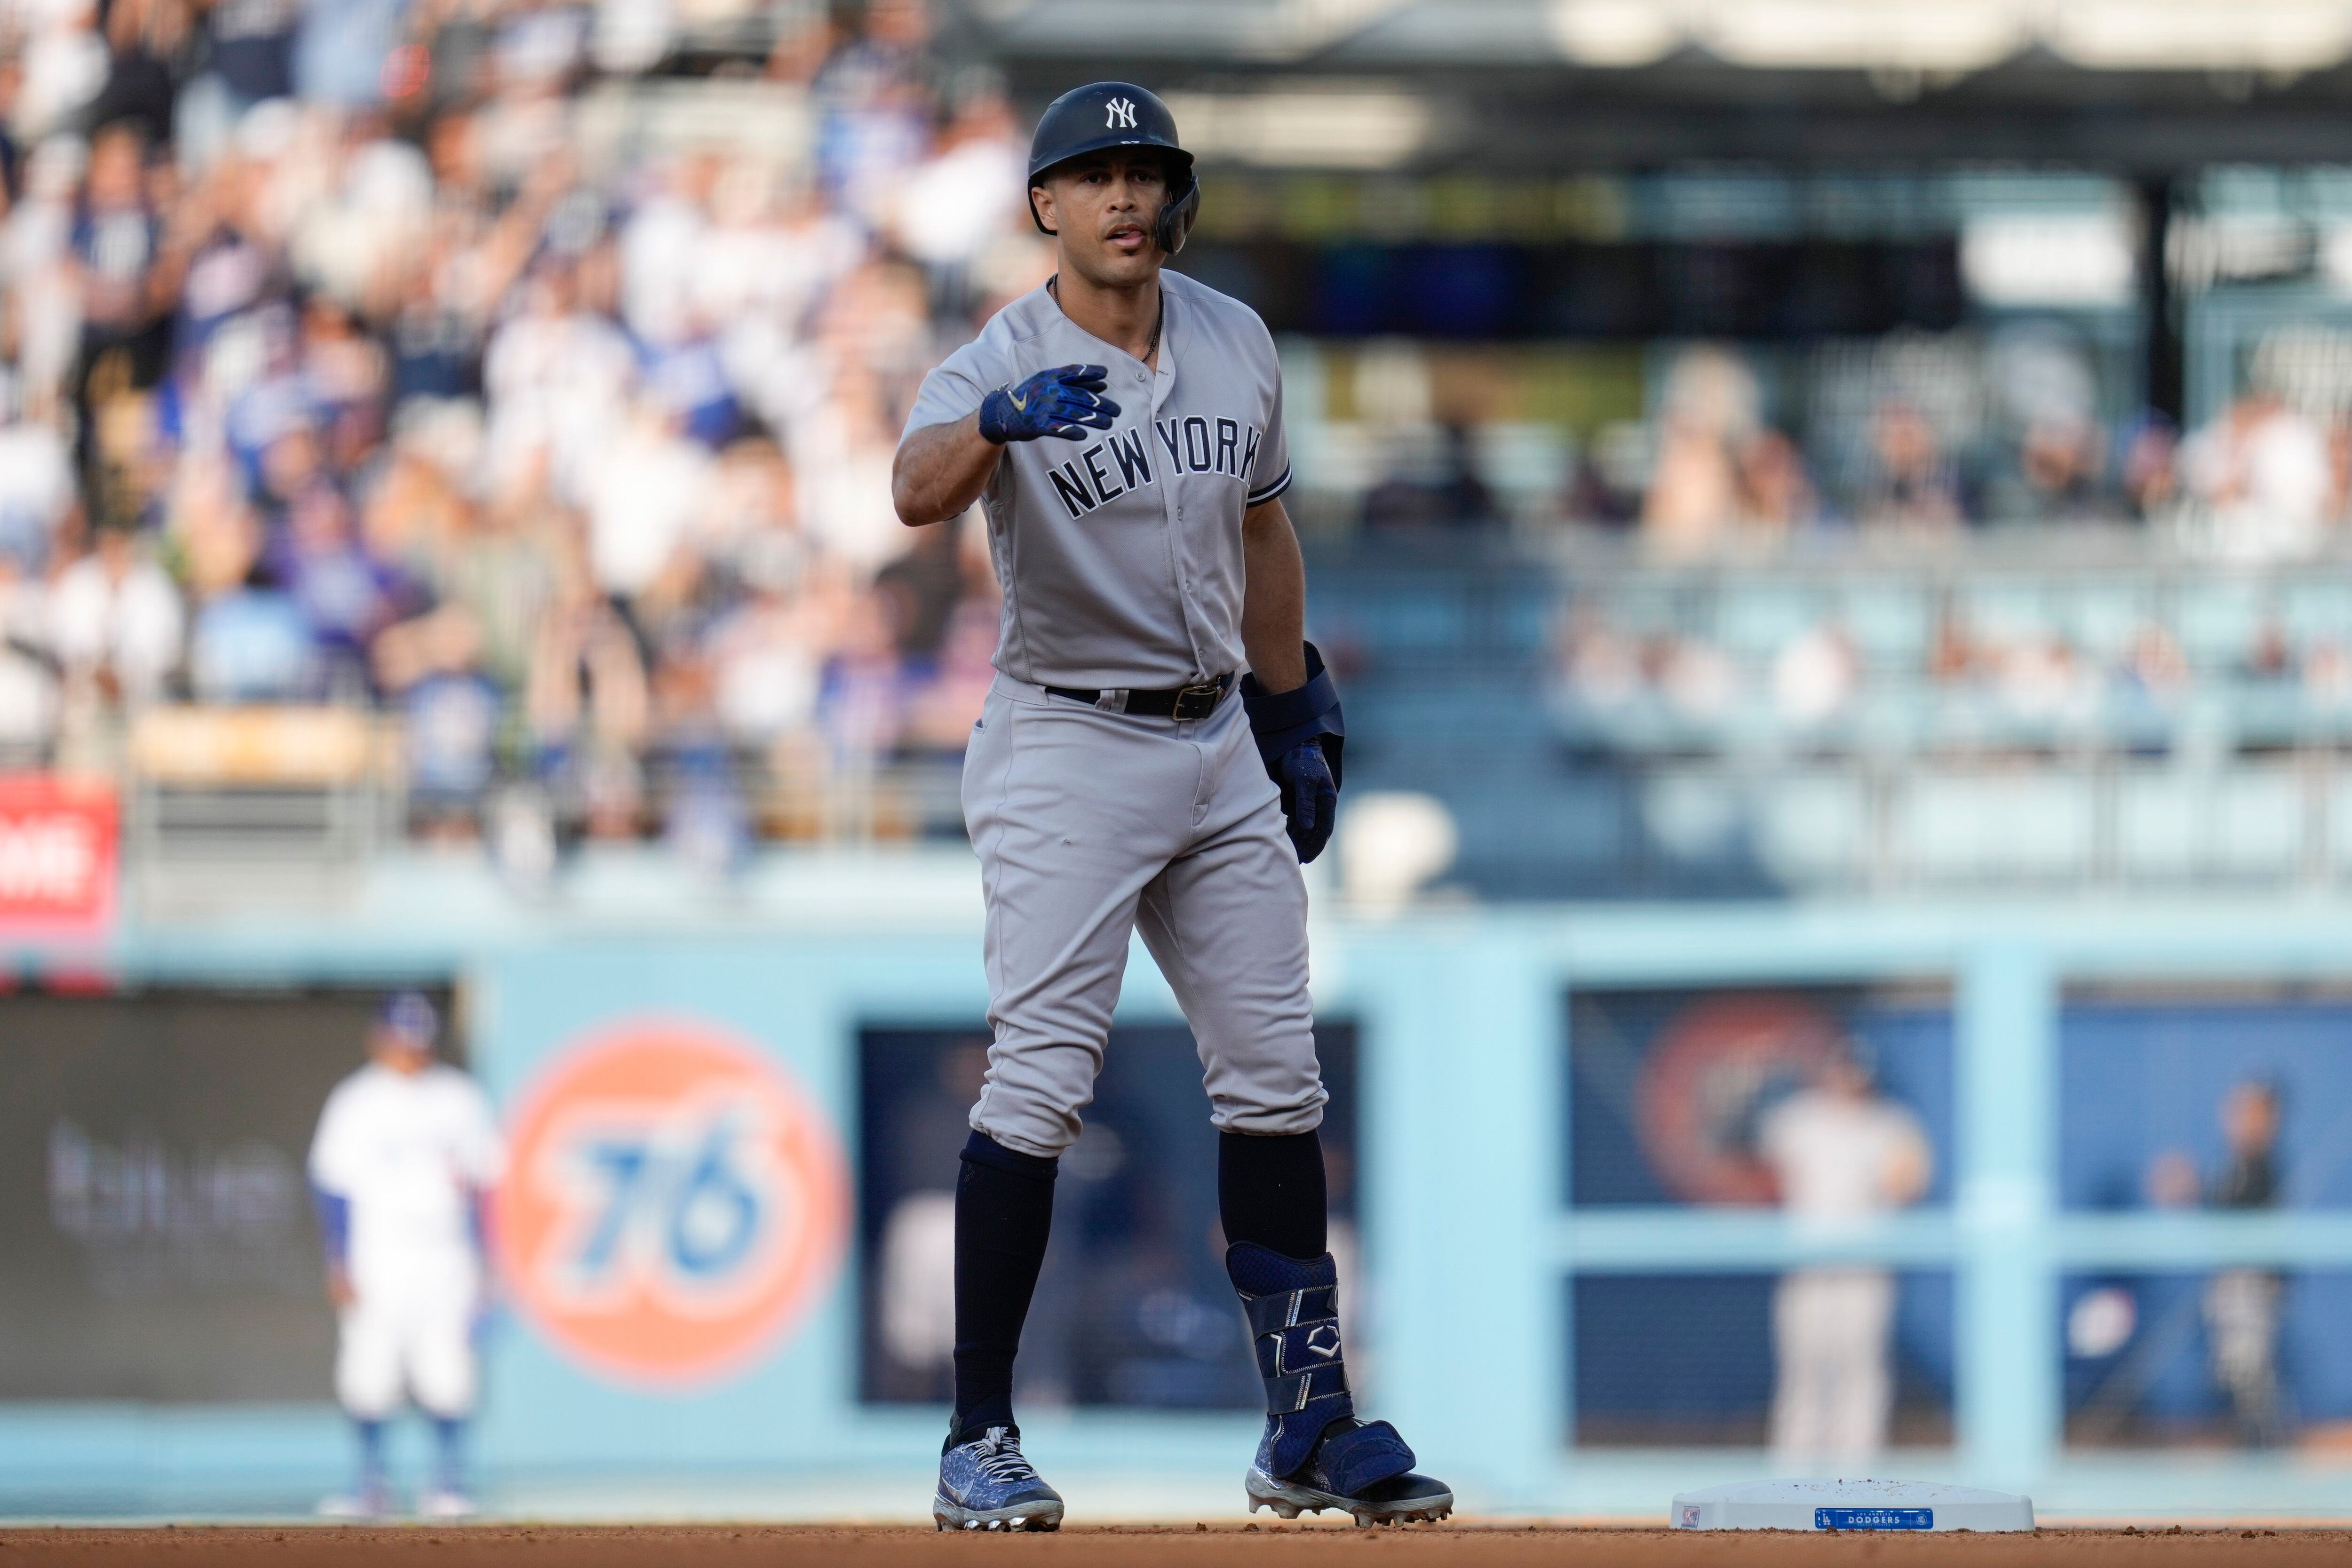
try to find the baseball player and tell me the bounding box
[2152,1079,2288,1447]
[893,81,1449,1531]
[1758,1049,1931,1470]
[309,992,504,1519]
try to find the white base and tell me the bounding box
[1671,1478,2034,1532]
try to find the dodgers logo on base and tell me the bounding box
[1819,1507,1932,1530]
[497,1019,849,1388]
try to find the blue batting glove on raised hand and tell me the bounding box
[1274,738,1338,864]
[979,364,1119,443]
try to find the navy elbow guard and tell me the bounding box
[1240,641,1344,790]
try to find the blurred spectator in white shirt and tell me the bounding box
[0,402,78,568]
[582,395,710,602]
[1640,345,1760,562]
[588,0,667,75]
[620,154,711,346]
[292,126,434,310]
[710,581,822,745]
[5,140,87,418]
[481,260,633,504]
[2178,390,2332,564]
[1772,621,1859,729]
[789,359,900,577]
[16,0,109,142]
[889,85,1021,275]
[50,521,184,702]
[0,550,59,749]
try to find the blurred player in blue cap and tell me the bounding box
[308,991,504,1519]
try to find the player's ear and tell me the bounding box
[1029,183,1058,237]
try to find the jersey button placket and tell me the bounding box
[1153,335,1207,680]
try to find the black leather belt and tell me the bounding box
[1044,673,1234,720]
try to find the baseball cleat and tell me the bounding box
[417,1487,477,1520]
[1243,1423,1454,1528]
[1227,1243,1453,1528]
[932,1425,1064,1533]
[1245,1467,1453,1527]
[315,1485,392,1521]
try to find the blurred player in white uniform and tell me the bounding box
[1758,1051,1931,1471]
[309,992,504,1518]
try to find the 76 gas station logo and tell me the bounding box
[498,1022,848,1388]
[539,1092,786,1311]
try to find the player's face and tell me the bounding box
[2225,1085,2279,1152]
[1820,1056,1868,1098]
[1035,151,1168,288]
[368,1027,433,1075]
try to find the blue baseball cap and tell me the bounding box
[373,990,440,1046]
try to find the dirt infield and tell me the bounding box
[0,1525,2341,1568]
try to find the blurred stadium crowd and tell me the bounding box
[1534,330,2352,779]
[0,0,1040,853]
[1597,337,2332,558]
[8,0,2352,870]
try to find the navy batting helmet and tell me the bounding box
[1026,81,1199,256]
[374,989,439,1046]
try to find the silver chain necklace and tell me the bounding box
[1049,274,1163,363]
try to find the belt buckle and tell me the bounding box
[1172,682,1221,721]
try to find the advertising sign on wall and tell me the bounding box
[0,775,117,938]
[496,1019,850,1389]
[0,990,398,1401]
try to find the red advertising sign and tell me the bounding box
[0,775,117,937]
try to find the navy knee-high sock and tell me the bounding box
[951,1130,1057,1444]
[1218,1129,1327,1260]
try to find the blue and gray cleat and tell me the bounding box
[1229,1242,1453,1527]
[933,1425,1065,1532]
[1244,1417,1454,1527]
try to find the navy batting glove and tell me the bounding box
[1274,739,1338,864]
[979,364,1119,443]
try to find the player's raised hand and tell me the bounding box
[980,364,1120,443]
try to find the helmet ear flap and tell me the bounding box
[1155,165,1199,256]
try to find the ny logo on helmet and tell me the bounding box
[1105,97,1136,130]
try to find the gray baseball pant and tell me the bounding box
[961,671,1326,1159]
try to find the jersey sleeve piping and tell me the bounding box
[1247,467,1293,506]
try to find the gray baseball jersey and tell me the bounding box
[902,270,1321,1160]
[903,269,1292,691]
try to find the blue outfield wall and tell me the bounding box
[10,851,2352,1516]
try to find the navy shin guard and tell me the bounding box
[1226,1242,1414,1486]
